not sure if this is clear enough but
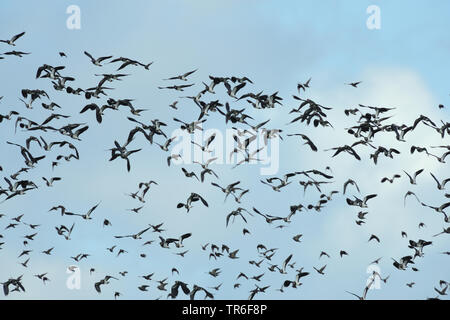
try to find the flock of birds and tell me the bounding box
[0,31,449,300]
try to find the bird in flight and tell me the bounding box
[0,32,25,46]
[84,51,113,66]
[346,81,362,88]
[164,69,198,81]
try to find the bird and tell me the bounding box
[208,268,221,278]
[175,250,189,258]
[313,264,326,275]
[403,169,424,185]
[177,192,208,212]
[346,194,377,208]
[109,140,141,172]
[94,275,118,293]
[0,32,25,46]
[191,133,216,153]
[226,208,251,227]
[2,276,25,296]
[404,191,421,206]
[392,256,415,270]
[42,247,54,255]
[343,179,360,194]
[429,172,450,190]
[229,249,239,259]
[156,137,177,152]
[346,81,362,88]
[252,207,283,224]
[115,226,151,240]
[278,254,293,274]
[84,51,113,66]
[138,285,149,292]
[434,286,448,296]
[159,233,192,248]
[181,168,199,181]
[127,206,144,214]
[370,257,382,265]
[65,202,101,220]
[169,101,179,109]
[345,273,379,300]
[79,103,110,123]
[164,69,197,81]
[287,133,318,151]
[42,177,61,187]
[158,84,194,91]
[297,78,311,93]
[34,273,50,284]
[381,174,401,184]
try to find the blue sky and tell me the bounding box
[0,0,449,299]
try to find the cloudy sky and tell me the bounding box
[0,0,449,300]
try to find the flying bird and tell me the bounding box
[0,32,25,46]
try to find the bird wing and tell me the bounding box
[137,226,151,236]
[11,32,25,43]
[84,51,95,62]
